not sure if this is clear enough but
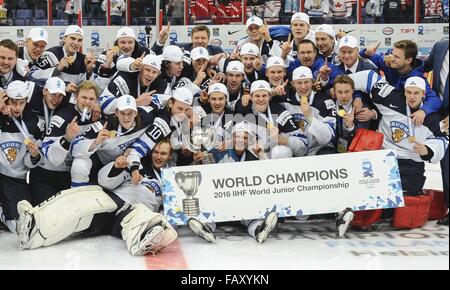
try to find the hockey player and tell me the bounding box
[98,138,172,211]
[70,95,161,187]
[29,25,96,89]
[314,24,339,64]
[281,66,335,156]
[16,185,177,256]
[31,81,101,205]
[0,39,26,89]
[235,80,308,158]
[16,28,49,77]
[94,27,151,91]
[0,81,43,232]
[236,16,282,65]
[286,12,316,61]
[126,87,194,183]
[99,54,171,115]
[348,71,448,230]
[223,61,246,109]
[188,121,278,244]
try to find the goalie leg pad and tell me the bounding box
[17,185,118,250]
[121,204,177,256]
[392,195,431,229]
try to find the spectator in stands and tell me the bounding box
[263,0,281,24]
[329,0,354,24]
[102,0,126,25]
[64,0,78,25]
[304,0,330,24]
[190,0,216,24]
[87,0,103,23]
[246,0,265,20]
[279,0,298,24]
[383,0,405,23]
[423,0,444,23]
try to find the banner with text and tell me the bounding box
[162,149,404,226]
[1,24,447,58]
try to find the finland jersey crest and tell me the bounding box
[1,141,22,164]
[390,121,409,143]
[292,113,308,132]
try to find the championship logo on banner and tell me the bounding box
[162,150,404,225]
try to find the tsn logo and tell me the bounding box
[400,28,415,34]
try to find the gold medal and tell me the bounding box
[67,55,75,65]
[338,109,346,117]
[408,136,416,143]
[24,138,31,145]
[109,130,117,138]
[267,122,274,129]
[111,46,120,54]
[300,96,308,105]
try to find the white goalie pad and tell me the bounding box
[17,186,118,250]
[120,204,177,256]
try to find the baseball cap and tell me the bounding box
[291,12,309,25]
[240,43,259,56]
[266,56,286,69]
[142,54,162,71]
[250,80,271,95]
[6,81,31,100]
[338,35,358,50]
[232,121,253,135]
[208,83,229,99]
[116,95,137,112]
[292,66,313,81]
[163,45,184,62]
[190,47,210,61]
[172,87,194,106]
[315,24,335,39]
[116,27,136,40]
[28,28,48,44]
[64,25,84,38]
[45,77,66,96]
[226,61,245,74]
[246,16,264,29]
[405,77,426,91]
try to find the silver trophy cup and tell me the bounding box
[175,171,202,216]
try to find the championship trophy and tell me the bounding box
[175,171,202,216]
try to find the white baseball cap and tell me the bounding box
[28,28,48,44]
[291,12,309,25]
[226,61,245,74]
[266,56,286,69]
[190,47,210,61]
[292,66,313,81]
[208,83,229,99]
[240,43,259,56]
[246,16,264,29]
[45,77,66,96]
[6,80,31,100]
[116,27,136,40]
[250,80,271,95]
[338,35,358,50]
[142,54,162,71]
[64,25,84,38]
[405,77,426,91]
[232,121,253,135]
[163,45,184,62]
[172,87,194,106]
[116,95,137,112]
[315,24,335,39]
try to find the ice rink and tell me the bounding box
[0,163,448,270]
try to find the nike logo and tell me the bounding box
[389,104,399,108]
[228,30,240,35]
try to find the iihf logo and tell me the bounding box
[91,32,100,47]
